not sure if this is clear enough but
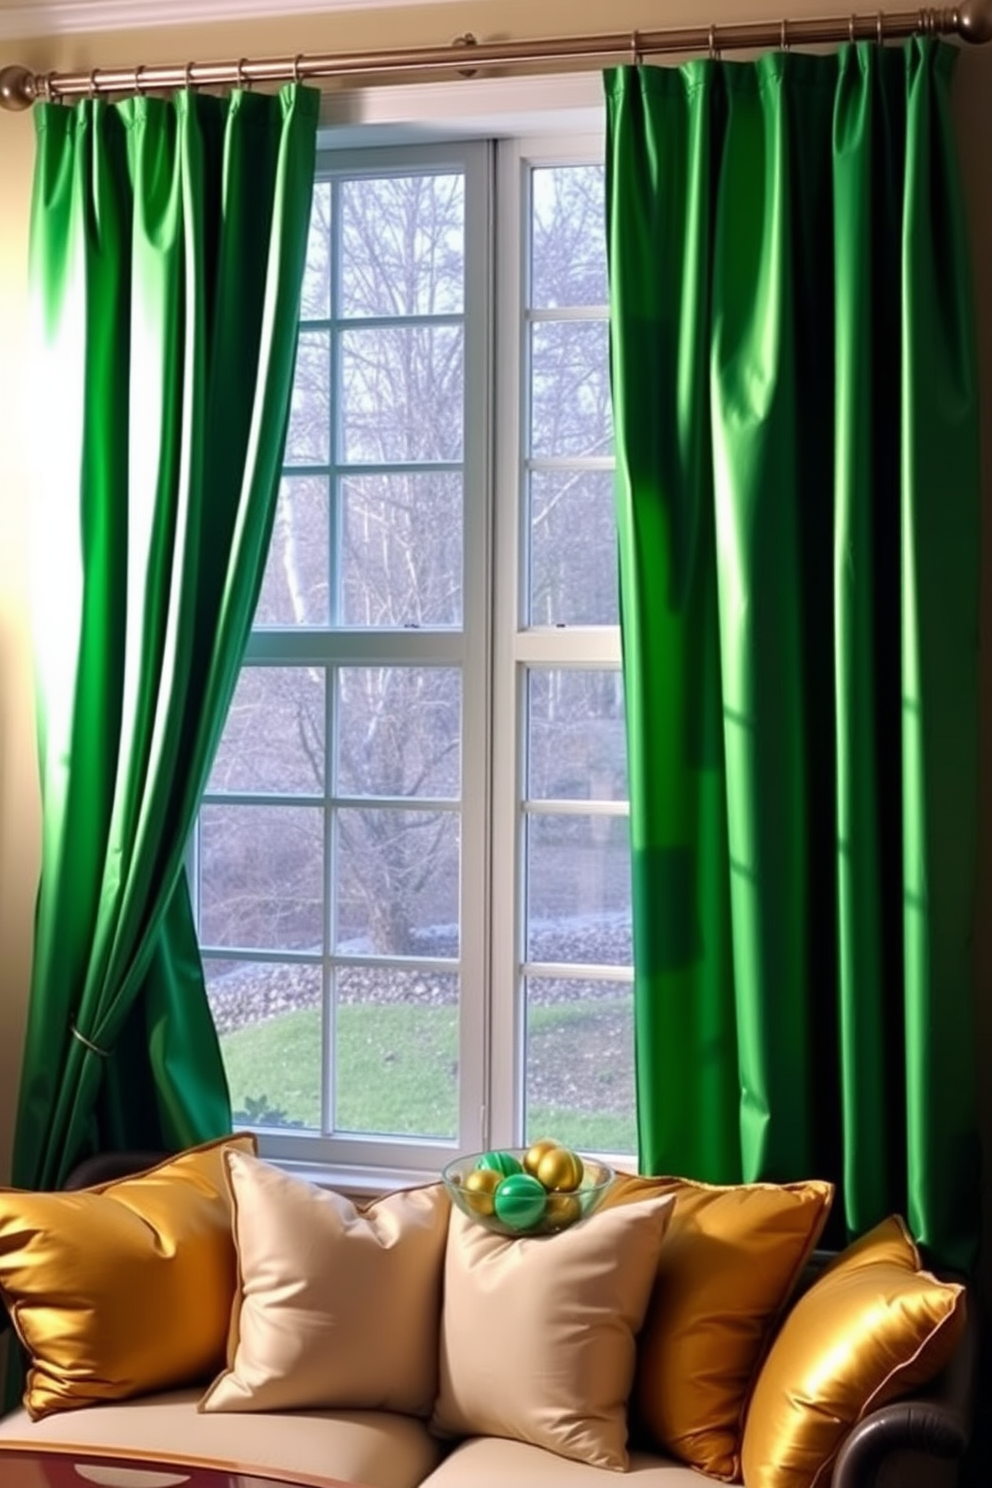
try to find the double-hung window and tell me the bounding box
[191,112,633,1187]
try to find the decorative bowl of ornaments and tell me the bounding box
[442,1138,615,1237]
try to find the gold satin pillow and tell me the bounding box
[430,1192,675,1471]
[0,1134,255,1420]
[604,1171,834,1481]
[200,1151,451,1417]
[741,1215,966,1488]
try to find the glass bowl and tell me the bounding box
[442,1147,615,1237]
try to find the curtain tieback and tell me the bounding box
[70,1021,112,1059]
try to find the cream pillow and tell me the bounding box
[200,1151,450,1417]
[430,1192,675,1471]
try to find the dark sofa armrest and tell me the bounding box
[832,1397,969,1488]
[62,1149,170,1190]
[831,1273,978,1488]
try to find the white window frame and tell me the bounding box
[489,131,629,1159]
[195,78,631,1194]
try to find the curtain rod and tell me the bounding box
[1,2,990,111]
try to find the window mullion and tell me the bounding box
[455,140,496,1158]
[488,135,529,1152]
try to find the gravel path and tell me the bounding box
[207,918,634,1118]
[206,916,632,1035]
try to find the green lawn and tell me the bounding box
[221,997,635,1154]
[222,1003,458,1136]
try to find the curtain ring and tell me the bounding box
[88,67,98,99]
[780,18,790,50]
[849,13,856,42]
[70,1021,112,1060]
[236,57,250,90]
[629,30,643,66]
[708,23,720,58]
[876,10,884,44]
[184,59,195,91]
[293,53,304,84]
[133,64,145,96]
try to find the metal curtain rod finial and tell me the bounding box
[2,0,992,111]
[957,0,992,38]
[0,63,35,110]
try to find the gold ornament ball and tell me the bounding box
[523,1137,560,1177]
[545,1191,582,1229]
[536,1145,584,1193]
[462,1166,501,1215]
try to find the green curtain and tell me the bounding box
[14,83,318,1192]
[605,39,981,1269]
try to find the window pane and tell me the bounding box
[528,670,627,801]
[301,181,331,321]
[529,469,619,625]
[531,165,607,309]
[337,668,461,798]
[341,326,463,463]
[285,330,330,465]
[334,967,458,1139]
[340,471,462,628]
[526,812,631,965]
[208,667,324,795]
[341,173,464,318]
[530,320,612,460]
[200,805,323,951]
[208,959,322,1133]
[524,978,635,1155]
[335,807,459,957]
[255,476,330,627]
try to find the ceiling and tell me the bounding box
[0,0,451,42]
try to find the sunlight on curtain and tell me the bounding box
[606,39,981,1268]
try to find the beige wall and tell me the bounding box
[0,96,36,1190]
[1,0,990,1288]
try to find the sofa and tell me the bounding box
[0,1137,977,1488]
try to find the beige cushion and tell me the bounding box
[431,1193,675,1471]
[200,1151,450,1417]
[420,1435,707,1486]
[0,1389,442,1488]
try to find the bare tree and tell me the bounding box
[202,163,623,961]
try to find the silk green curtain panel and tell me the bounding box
[605,40,980,1268]
[15,84,318,1190]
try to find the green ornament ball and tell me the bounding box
[476,1149,523,1179]
[493,1172,547,1231]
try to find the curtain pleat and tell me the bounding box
[605,39,980,1268]
[15,83,318,1191]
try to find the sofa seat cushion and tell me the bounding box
[420,1437,708,1486]
[0,1388,441,1488]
